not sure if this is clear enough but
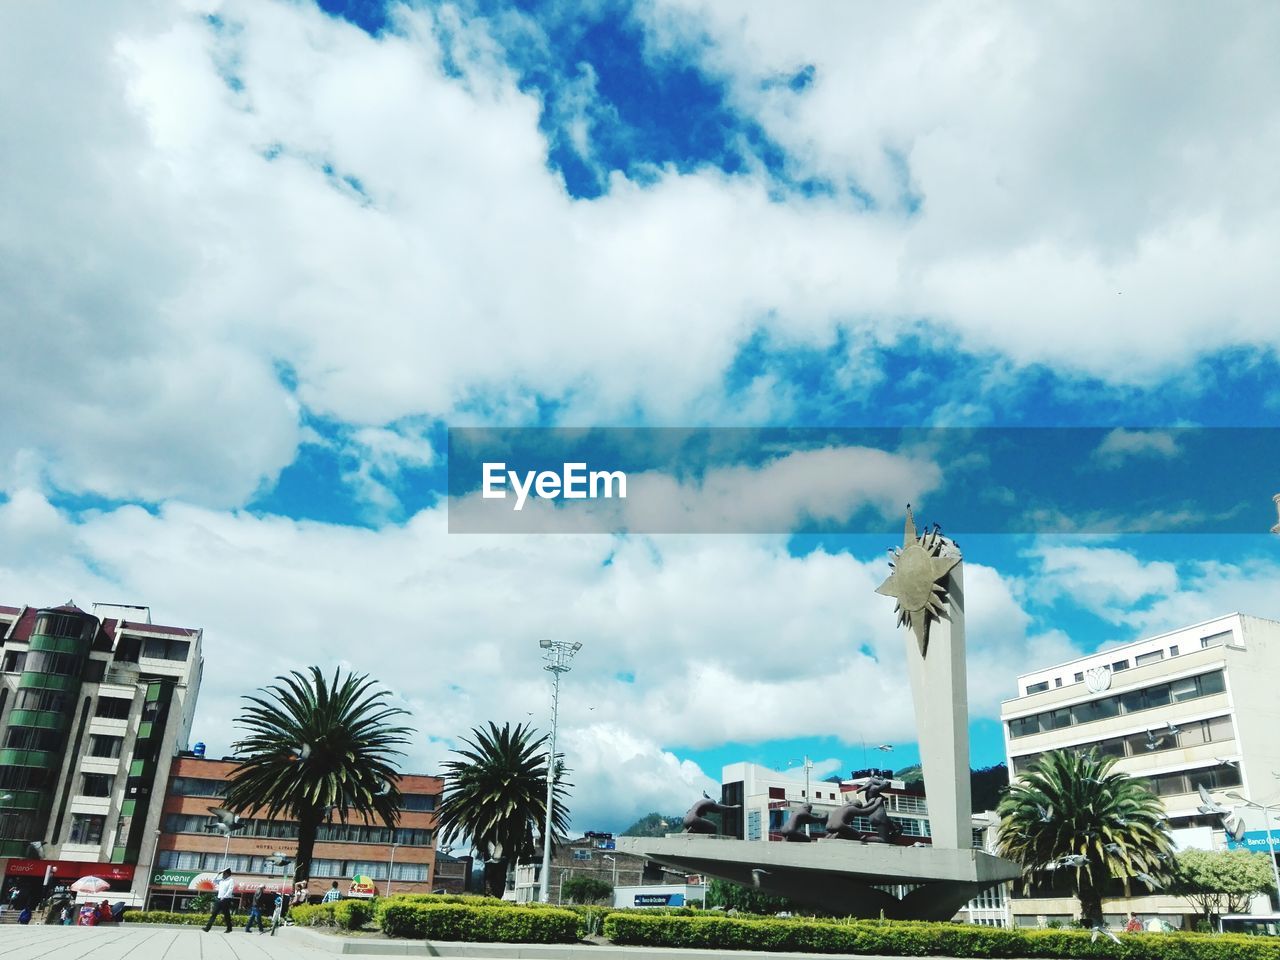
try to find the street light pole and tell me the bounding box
[386,842,399,898]
[538,639,582,904]
[604,854,618,888]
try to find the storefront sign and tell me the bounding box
[5,860,134,881]
[1227,831,1280,852]
[151,869,201,887]
[634,893,684,907]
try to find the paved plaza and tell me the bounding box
[0,925,344,960]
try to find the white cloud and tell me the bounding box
[5,1,1279,506]
[0,491,1061,829]
[1090,428,1181,468]
[1026,542,1179,621]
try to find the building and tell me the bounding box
[719,761,1011,924]
[432,848,475,895]
[512,832,689,903]
[0,602,202,906]
[721,761,931,843]
[1001,612,1280,928]
[148,755,441,910]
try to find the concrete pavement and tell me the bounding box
[0,924,338,960]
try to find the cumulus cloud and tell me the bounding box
[5,1,1279,506]
[0,491,1061,829]
[1090,428,1181,468]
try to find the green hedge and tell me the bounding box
[123,910,251,926]
[289,899,376,930]
[290,903,336,927]
[602,914,1280,959]
[379,902,580,942]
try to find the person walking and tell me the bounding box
[320,881,341,904]
[202,869,236,933]
[244,885,267,933]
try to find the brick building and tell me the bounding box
[148,756,442,910]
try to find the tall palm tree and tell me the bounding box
[435,721,571,897]
[997,748,1174,926]
[224,666,413,883]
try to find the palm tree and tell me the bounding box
[224,666,413,883]
[435,721,571,897]
[997,748,1174,926]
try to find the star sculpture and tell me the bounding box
[875,506,959,658]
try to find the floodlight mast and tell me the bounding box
[538,640,581,903]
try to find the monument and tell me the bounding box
[619,507,1020,919]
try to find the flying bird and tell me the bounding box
[1215,758,1239,768]
[1135,872,1162,890]
[1036,803,1055,823]
[874,744,894,752]
[1090,925,1121,945]
[1104,843,1124,855]
[1055,854,1088,868]
[750,869,770,889]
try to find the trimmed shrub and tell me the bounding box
[333,898,375,930]
[379,902,579,942]
[290,903,337,927]
[602,913,1280,959]
[123,910,251,926]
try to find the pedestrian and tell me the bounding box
[320,880,341,903]
[6,886,18,910]
[245,884,267,933]
[1125,913,1142,933]
[17,907,31,925]
[60,905,71,926]
[202,868,236,933]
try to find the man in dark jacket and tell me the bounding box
[245,885,267,933]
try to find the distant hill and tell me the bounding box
[621,812,681,837]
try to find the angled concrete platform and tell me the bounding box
[618,836,1020,920]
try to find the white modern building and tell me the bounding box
[1001,613,1280,928]
[721,761,931,843]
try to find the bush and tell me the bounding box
[379,902,580,942]
[123,910,251,926]
[602,914,1280,959]
[333,899,375,930]
[562,875,613,904]
[290,903,336,927]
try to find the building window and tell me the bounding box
[402,793,438,812]
[1008,670,1227,739]
[1,651,26,673]
[1111,660,1130,672]
[4,727,62,751]
[1169,645,1179,656]
[169,777,226,798]
[141,637,190,661]
[94,697,132,719]
[1201,631,1232,649]
[572,849,592,861]
[1026,681,1049,694]
[391,863,428,881]
[15,688,72,712]
[1054,678,1063,688]
[87,735,124,759]
[81,773,114,797]
[68,814,106,844]
[1134,650,1164,666]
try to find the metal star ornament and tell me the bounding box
[876,506,959,658]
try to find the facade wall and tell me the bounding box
[150,756,441,910]
[1000,613,1280,927]
[0,602,200,906]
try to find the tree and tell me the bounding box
[1171,849,1276,926]
[997,749,1173,926]
[435,721,571,898]
[224,667,412,884]
[562,875,612,904]
[971,763,1010,813]
[705,878,805,915]
[622,812,680,837]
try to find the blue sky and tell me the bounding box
[2,0,1280,832]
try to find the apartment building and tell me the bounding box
[511,832,688,903]
[0,602,202,906]
[1001,613,1280,927]
[148,756,441,910]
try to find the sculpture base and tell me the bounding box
[618,837,1020,920]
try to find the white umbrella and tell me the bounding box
[70,876,110,894]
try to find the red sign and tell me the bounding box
[4,860,135,881]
